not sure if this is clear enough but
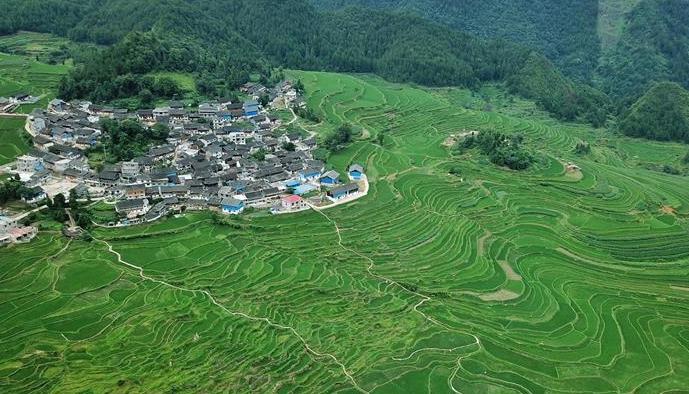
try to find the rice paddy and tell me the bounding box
[0,32,72,60]
[0,52,70,114]
[0,116,30,165]
[2,71,689,393]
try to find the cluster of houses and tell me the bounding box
[0,93,40,113]
[0,214,37,245]
[5,80,367,228]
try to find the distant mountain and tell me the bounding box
[619,82,689,142]
[596,0,689,105]
[0,0,607,123]
[311,0,602,81]
[313,0,689,114]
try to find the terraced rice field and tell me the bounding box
[0,32,72,59]
[2,72,689,393]
[0,52,70,114]
[0,117,30,165]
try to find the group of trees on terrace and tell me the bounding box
[456,130,534,170]
[94,119,170,163]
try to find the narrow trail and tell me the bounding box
[309,208,482,329]
[286,106,298,125]
[310,205,484,392]
[94,237,367,393]
[311,206,440,326]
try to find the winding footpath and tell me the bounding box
[94,236,367,393]
[310,202,483,392]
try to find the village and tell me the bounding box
[0,80,367,244]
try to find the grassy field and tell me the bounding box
[0,116,31,165]
[148,72,197,93]
[2,71,689,393]
[0,52,70,114]
[0,32,72,60]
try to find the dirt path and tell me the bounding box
[94,237,366,393]
[309,200,484,371]
[286,106,298,125]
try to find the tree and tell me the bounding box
[68,189,79,209]
[282,142,296,151]
[376,130,385,146]
[196,74,217,96]
[294,79,305,93]
[455,130,534,170]
[574,141,591,155]
[139,88,154,107]
[324,123,353,152]
[95,118,169,162]
[252,148,267,161]
[53,193,66,209]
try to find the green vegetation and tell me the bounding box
[0,52,70,113]
[322,122,353,152]
[508,53,610,125]
[251,148,267,162]
[3,71,689,392]
[456,130,534,170]
[58,33,190,103]
[313,0,601,80]
[89,201,118,225]
[619,82,689,142]
[575,140,592,155]
[597,0,642,51]
[295,105,321,123]
[0,31,72,63]
[0,116,31,165]
[0,174,29,204]
[597,0,689,103]
[95,119,169,163]
[149,72,196,93]
[1,0,609,125]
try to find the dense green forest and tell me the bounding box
[618,82,689,143]
[507,53,610,126]
[312,0,601,81]
[314,0,689,112]
[0,0,607,124]
[596,0,689,106]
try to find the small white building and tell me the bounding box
[121,161,140,179]
[16,155,44,173]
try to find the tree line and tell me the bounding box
[1,0,609,125]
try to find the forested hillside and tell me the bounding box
[619,82,689,142]
[0,0,608,124]
[508,54,610,126]
[312,0,601,81]
[596,0,689,105]
[315,0,689,111]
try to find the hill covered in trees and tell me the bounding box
[312,0,602,81]
[314,0,689,114]
[508,53,610,126]
[0,0,608,125]
[618,82,689,142]
[596,0,689,106]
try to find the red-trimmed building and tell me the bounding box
[281,194,307,211]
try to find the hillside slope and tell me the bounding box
[619,82,689,142]
[596,0,689,104]
[312,0,601,81]
[1,0,608,124]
